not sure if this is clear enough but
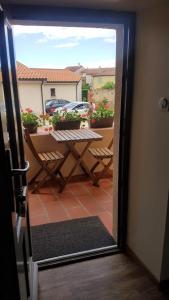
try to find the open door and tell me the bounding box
[0,8,36,300]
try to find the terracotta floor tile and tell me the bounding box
[99,201,113,212]
[57,191,75,201]
[61,197,80,209]
[48,209,69,222]
[78,197,106,214]
[44,201,63,212]
[39,194,58,203]
[30,214,49,226]
[68,183,89,196]
[29,198,45,217]
[97,212,113,235]
[67,206,90,219]
[99,178,113,189]
[29,179,114,234]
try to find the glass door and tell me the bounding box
[0,8,33,300]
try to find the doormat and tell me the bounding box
[31,216,115,261]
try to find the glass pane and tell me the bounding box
[0,62,9,146]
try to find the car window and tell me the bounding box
[64,103,77,109]
[74,104,83,109]
[83,103,89,108]
[51,101,59,107]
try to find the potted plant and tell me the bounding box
[21,108,40,133]
[89,99,114,128]
[51,110,86,130]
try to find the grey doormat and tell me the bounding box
[31,216,115,261]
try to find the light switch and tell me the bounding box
[159,97,169,111]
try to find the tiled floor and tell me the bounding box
[29,178,113,235]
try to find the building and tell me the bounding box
[65,64,85,73]
[1,1,169,299]
[17,61,82,113]
[82,67,115,89]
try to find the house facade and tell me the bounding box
[82,67,115,89]
[11,62,82,114]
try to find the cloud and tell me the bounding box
[54,42,79,48]
[28,58,116,69]
[36,37,48,44]
[104,37,116,44]
[13,25,116,43]
[84,58,116,68]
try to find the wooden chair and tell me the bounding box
[24,129,64,193]
[88,136,113,186]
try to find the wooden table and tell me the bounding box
[50,129,103,192]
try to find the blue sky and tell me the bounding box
[13,26,116,69]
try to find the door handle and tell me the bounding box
[11,161,30,176]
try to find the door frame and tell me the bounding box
[4,4,136,266]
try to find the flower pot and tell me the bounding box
[23,124,38,134]
[53,120,81,130]
[90,117,114,128]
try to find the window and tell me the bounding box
[50,88,56,97]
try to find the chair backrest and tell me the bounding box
[24,129,41,163]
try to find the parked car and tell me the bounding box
[45,99,70,115]
[56,102,90,115]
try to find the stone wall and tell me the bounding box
[93,88,115,108]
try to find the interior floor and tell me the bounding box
[38,254,168,300]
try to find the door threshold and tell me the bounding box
[37,245,120,270]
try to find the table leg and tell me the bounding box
[59,141,97,192]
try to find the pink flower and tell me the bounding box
[25,108,33,113]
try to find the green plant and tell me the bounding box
[102,81,115,90]
[21,108,40,127]
[51,111,87,125]
[89,99,114,123]
[82,82,90,102]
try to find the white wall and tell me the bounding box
[18,81,43,114]
[77,79,82,101]
[128,2,169,281]
[42,82,81,103]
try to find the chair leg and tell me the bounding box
[90,161,100,173]
[29,167,43,185]
[93,157,113,186]
[31,173,50,193]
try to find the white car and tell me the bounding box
[55,102,90,115]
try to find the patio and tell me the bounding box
[29,177,113,235]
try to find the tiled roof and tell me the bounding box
[17,62,47,80]
[83,67,115,76]
[65,65,84,72]
[11,62,81,82]
[30,67,81,82]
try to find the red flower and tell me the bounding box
[25,108,33,113]
[49,126,53,131]
[91,119,96,124]
[81,113,87,118]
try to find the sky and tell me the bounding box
[13,25,116,69]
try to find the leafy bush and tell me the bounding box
[102,81,115,90]
[21,108,40,127]
[89,99,114,121]
[52,111,87,125]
